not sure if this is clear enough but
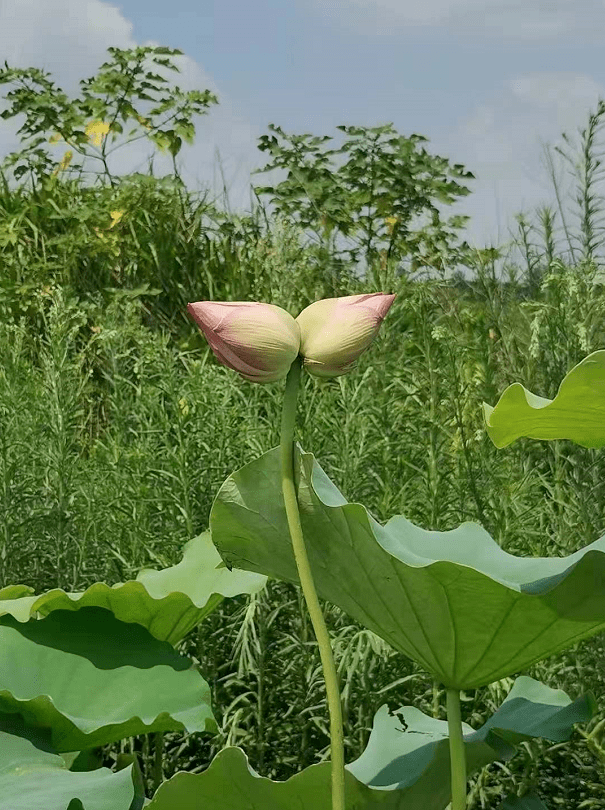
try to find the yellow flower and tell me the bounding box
[85,120,111,147]
[108,210,124,229]
[48,133,62,144]
[385,216,398,235]
[52,150,73,176]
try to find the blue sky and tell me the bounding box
[120,0,587,135]
[2,0,605,277]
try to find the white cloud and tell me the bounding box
[0,0,264,212]
[312,0,605,41]
[432,72,605,269]
[0,0,133,88]
[3,0,605,284]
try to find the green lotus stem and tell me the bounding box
[153,730,163,791]
[280,355,346,810]
[446,688,467,810]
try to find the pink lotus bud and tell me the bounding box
[295,293,396,378]
[187,301,301,383]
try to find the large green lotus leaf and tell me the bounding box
[0,585,35,600]
[146,745,405,809]
[0,606,217,751]
[0,531,266,645]
[482,349,605,449]
[347,675,594,805]
[147,677,580,808]
[0,730,135,810]
[210,445,605,689]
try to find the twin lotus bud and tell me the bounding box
[187,293,396,384]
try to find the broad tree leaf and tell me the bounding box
[347,675,594,804]
[0,730,134,810]
[0,606,217,751]
[210,445,605,689]
[0,532,266,645]
[482,349,605,449]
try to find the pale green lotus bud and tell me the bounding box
[187,300,300,383]
[296,293,396,378]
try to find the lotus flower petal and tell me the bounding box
[296,293,396,377]
[187,301,301,383]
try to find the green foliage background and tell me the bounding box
[1,44,605,806]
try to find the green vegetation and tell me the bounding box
[1,44,605,806]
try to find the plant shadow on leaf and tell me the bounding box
[0,605,217,752]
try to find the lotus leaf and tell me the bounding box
[210,445,605,688]
[0,730,134,810]
[0,606,217,751]
[0,532,266,645]
[147,676,582,808]
[483,349,605,449]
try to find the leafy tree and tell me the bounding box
[0,45,218,189]
[253,122,478,278]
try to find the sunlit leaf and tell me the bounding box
[0,532,266,645]
[483,350,605,449]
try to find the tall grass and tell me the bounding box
[1,105,605,805]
